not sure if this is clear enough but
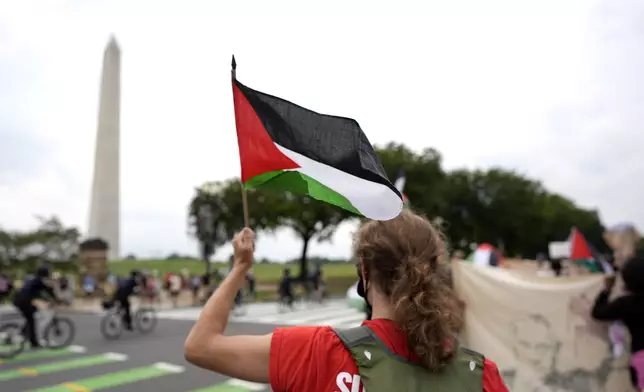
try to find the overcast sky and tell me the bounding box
[1,0,643,261]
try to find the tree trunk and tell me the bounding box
[298,235,311,282]
[202,242,212,276]
[204,257,212,276]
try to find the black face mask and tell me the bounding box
[356,269,373,320]
[356,266,366,298]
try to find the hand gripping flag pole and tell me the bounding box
[231,55,250,227]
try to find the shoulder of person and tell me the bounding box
[271,326,357,391]
[274,325,345,350]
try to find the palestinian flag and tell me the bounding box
[232,78,403,220]
[569,227,613,274]
[394,169,409,204]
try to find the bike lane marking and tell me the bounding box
[188,379,267,392]
[27,361,185,391]
[0,346,86,365]
[0,352,127,382]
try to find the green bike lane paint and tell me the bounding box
[27,362,185,392]
[0,346,86,365]
[1,347,268,392]
[188,379,267,392]
[0,352,127,382]
[25,360,267,392]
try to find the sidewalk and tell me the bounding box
[0,291,198,315]
[68,291,198,313]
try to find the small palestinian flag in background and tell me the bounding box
[569,227,613,274]
[231,77,403,221]
[394,169,409,205]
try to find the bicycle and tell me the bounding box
[0,304,75,359]
[100,300,157,340]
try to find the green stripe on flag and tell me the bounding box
[0,346,84,365]
[0,352,126,382]
[245,170,361,215]
[27,363,182,392]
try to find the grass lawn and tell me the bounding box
[107,259,358,296]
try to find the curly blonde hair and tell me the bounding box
[353,209,463,371]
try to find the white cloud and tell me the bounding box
[1,0,643,260]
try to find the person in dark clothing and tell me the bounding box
[245,272,256,300]
[12,265,59,348]
[309,266,325,303]
[591,257,644,390]
[201,273,211,288]
[278,268,294,309]
[549,258,563,276]
[310,266,321,291]
[111,270,144,331]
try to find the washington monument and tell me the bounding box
[87,36,120,260]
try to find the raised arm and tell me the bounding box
[591,274,626,321]
[184,228,272,383]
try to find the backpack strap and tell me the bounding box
[333,325,374,348]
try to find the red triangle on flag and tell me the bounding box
[569,227,593,260]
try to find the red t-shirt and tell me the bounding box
[270,319,508,392]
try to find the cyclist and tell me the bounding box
[12,264,59,349]
[185,212,508,392]
[111,269,144,331]
[278,268,294,309]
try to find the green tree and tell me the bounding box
[188,179,283,275]
[439,168,607,257]
[216,179,353,280]
[31,216,81,260]
[188,181,234,275]
[198,142,610,270]
[375,142,446,218]
[0,216,81,270]
[274,193,353,280]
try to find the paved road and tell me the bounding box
[0,299,366,391]
[156,299,366,328]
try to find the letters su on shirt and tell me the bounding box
[335,372,366,392]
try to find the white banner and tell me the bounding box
[453,261,634,392]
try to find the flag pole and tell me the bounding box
[232,55,250,227]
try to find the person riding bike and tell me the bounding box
[278,268,295,309]
[12,264,60,349]
[107,269,144,331]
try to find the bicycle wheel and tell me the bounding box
[0,322,26,358]
[100,312,123,340]
[134,308,157,334]
[43,317,75,349]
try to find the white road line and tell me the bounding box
[251,303,350,319]
[155,300,366,327]
[154,362,186,373]
[68,345,87,353]
[104,352,128,361]
[226,379,267,391]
